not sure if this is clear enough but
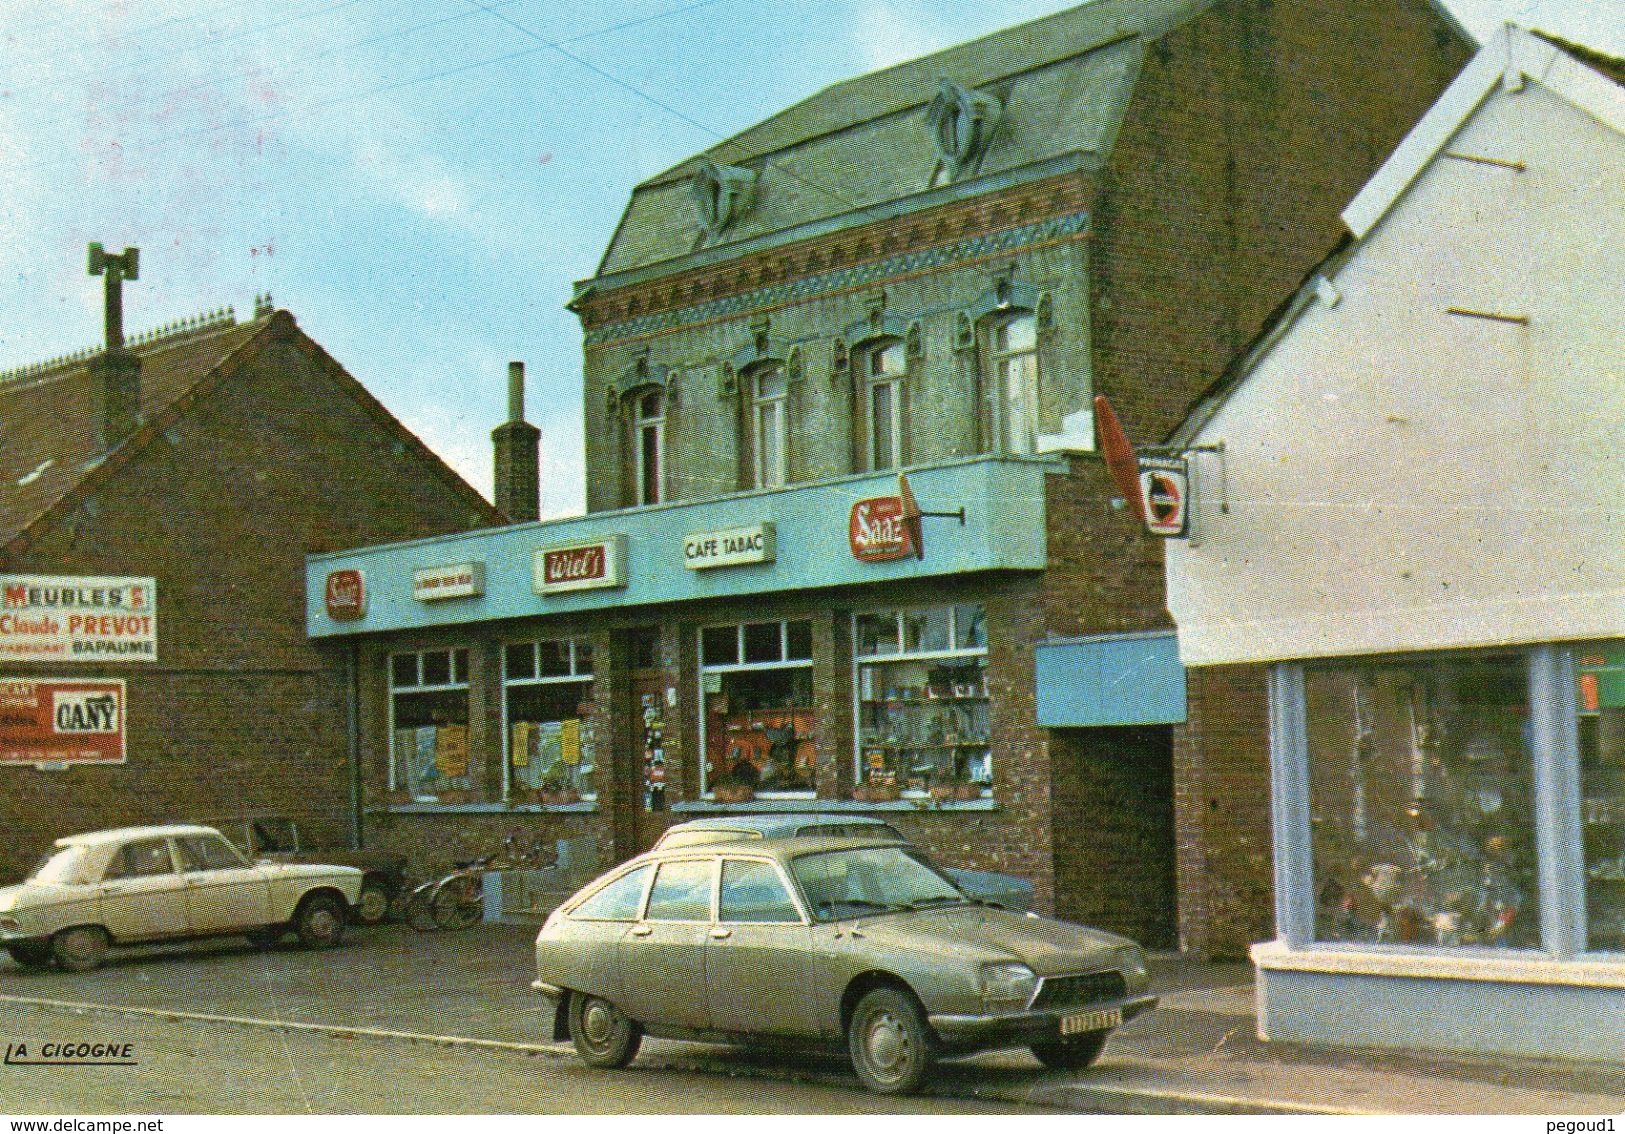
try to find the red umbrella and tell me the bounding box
[1093,395,1146,523]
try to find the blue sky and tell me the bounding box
[0,1,1609,518]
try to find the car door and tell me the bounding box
[706,856,819,1037]
[615,857,714,1030]
[97,838,190,941]
[175,833,271,933]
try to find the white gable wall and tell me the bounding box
[1166,69,1624,665]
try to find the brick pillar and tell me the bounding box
[492,361,540,522]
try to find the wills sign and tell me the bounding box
[0,679,127,766]
[535,535,627,594]
[0,576,157,663]
[849,497,913,561]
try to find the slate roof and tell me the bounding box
[594,0,1214,280]
[0,311,501,554]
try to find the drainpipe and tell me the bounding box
[347,642,362,850]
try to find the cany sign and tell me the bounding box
[0,576,157,663]
[849,497,914,561]
[0,679,126,765]
[535,535,627,595]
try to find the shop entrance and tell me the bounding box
[611,628,676,860]
[1049,725,1178,950]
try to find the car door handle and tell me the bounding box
[630,925,653,937]
[709,927,732,940]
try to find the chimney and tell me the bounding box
[491,361,541,523]
[86,242,142,450]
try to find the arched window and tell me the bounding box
[631,388,665,505]
[857,339,907,471]
[985,312,1038,455]
[748,364,788,489]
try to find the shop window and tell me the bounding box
[1305,654,1539,949]
[505,638,594,804]
[854,605,990,799]
[858,339,907,472]
[1578,644,1625,953]
[701,619,816,797]
[984,312,1039,455]
[390,648,473,803]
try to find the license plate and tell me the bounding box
[1060,1007,1121,1036]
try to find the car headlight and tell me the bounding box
[979,962,1038,1008]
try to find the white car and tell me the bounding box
[0,824,363,971]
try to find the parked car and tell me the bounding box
[0,824,363,972]
[653,814,1035,912]
[533,835,1155,1094]
[214,816,407,925]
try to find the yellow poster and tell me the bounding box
[560,718,581,765]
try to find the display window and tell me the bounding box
[505,638,595,804]
[853,604,989,801]
[700,620,815,797]
[1305,653,1539,949]
[390,647,472,803]
[1578,644,1625,953]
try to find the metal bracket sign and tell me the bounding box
[1138,456,1190,538]
[1,678,127,766]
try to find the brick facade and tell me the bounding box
[0,313,495,881]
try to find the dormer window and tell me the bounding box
[691,159,758,239]
[926,79,1003,183]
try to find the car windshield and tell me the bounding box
[28,846,89,885]
[790,846,967,921]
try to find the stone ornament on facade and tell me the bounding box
[927,78,1004,181]
[691,158,758,239]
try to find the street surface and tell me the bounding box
[0,1001,1037,1114]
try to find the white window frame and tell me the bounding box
[699,619,815,798]
[633,389,664,505]
[502,638,596,803]
[862,340,906,472]
[387,648,471,794]
[750,365,788,489]
[987,312,1039,456]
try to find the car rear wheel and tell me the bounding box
[1030,1029,1110,1071]
[354,879,392,925]
[7,941,52,971]
[569,993,642,1069]
[848,987,933,1095]
[52,926,110,973]
[294,894,346,949]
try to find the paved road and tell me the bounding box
[0,1002,1041,1115]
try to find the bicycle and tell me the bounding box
[405,855,493,931]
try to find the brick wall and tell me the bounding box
[0,318,491,881]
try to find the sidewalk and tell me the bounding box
[3,922,1621,1115]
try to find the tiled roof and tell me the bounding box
[595,0,1213,279]
[0,315,266,548]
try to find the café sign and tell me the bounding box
[0,678,127,766]
[324,569,367,622]
[412,562,485,603]
[536,535,627,594]
[683,523,776,570]
[0,575,157,663]
[849,497,914,562]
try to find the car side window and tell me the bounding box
[572,864,652,921]
[176,835,247,872]
[104,839,175,881]
[719,859,800,923]
[645,859,714,922]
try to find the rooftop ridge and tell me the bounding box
[0,305,241,387]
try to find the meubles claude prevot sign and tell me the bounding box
[0,678,126,765]
[683,523,776,570]
[536,536,627,594]
[0,576,157,663]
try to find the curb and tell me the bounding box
[1,993,1364,1115]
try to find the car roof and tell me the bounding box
[660,814,895,836]
[55,823,222,848]
[645,834,908,865]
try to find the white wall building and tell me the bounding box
[1164,25,1624,1061]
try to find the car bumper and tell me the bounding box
[928,993,1158,1049]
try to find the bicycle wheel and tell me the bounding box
[405,883,440,932]
[430,875,483,930]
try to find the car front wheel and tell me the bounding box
[294,894,346,949]
[569,993,642,1069]
[52,926,110,973]
[1030,1029,1110,1071]
[848,987,933,1095]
